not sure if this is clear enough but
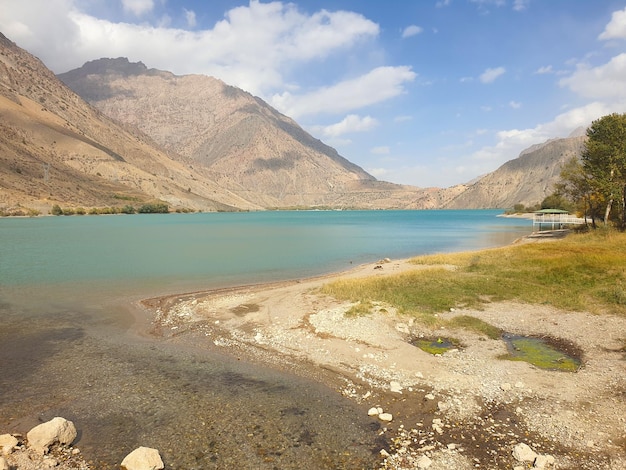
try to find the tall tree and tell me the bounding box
[555,157,599,226]
[581,113,626,227]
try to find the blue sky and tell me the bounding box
[2,0,626,188]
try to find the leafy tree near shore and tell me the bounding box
[556,113,626,228]
[582,113,626,226]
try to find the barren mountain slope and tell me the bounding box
[444,136,586,209]
[0,33,260,213]
[59,58,436,208]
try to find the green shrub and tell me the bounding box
[138,203,169,213]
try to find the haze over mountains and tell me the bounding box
[0,32,588,214]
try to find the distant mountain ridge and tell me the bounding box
[0,32,590,213]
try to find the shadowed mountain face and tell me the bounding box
[0,34,261,213]
[58,58,383,208]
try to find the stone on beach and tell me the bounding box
[121,446,164,470]
[389,381,403,393]
[0,456,7,470]
[27,417,77,454]
[417,454,432,469]
[534,454,556,469]
[512,442,538,462]
[378,412,393,422]
[0,434,17,455]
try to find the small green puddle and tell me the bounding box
[501,334,582,372]
[412,337,461,355]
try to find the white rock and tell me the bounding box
[425,393,435,400]
[417,455,432,469]
[120,446,164,470]
[368,407,380,416]
[534,454,555,469]
[0,434,18,455]
[390,381,403,393]
[415,372,424,378]
[27,417,77,454]
[447,443,456,450]
[380,448,390,457]
[512,443,538,462]
[0,456,8,470]
[378,413,393,422]
[500,383,512,391]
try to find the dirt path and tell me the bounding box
[146,258,626,470]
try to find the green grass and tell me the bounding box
[319,230,626,328]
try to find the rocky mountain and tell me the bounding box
[443,135,586,209]
[0,32,588,214]
[0,33,260,213]
[58,58,441,209]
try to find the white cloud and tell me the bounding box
[368,167,392,178]
[559,53,626,100]
[471,102,614,165]
[370,146,390,155]
[512,0,529,12]
[184,8,197,28]
[319,115,379,138]
[0,0,380,97]
[599,7,626,40]
[402,25,423,38]
[509,100,522,109]
[436,0,451,8]
[394,115,413,122]
[121,0,154,16]
[479,66,505,83]
[535,65,553,74]
[271,66,416,118]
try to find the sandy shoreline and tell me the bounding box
[140,248,626,470]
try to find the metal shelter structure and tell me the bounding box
[532,209,585,231]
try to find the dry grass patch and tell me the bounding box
[320,230,626,328]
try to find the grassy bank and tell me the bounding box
[320,230,626,327]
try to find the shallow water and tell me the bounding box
[0,287,382,469]
[0,210,531,468]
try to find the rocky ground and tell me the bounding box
[144,257,626,470]
[4,254,625,469]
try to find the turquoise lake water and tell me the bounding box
[0,209,530,290]
[0,210,531,469]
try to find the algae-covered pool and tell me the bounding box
[501,334,582,372]
[412,337,462,355]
